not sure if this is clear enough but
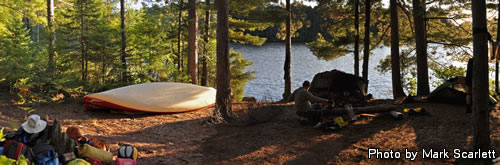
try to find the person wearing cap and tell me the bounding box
[5,114,48,147]
[287,81,332,123]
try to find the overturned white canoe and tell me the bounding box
[82,82,216,113]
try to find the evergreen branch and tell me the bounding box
[425,17,454,20]
[0,3,17,11]
[427,40,473,56]
[397,0,414,36]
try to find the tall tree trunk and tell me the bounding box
[80,0,86,82]
[283,0,292,100]
[178,0,183,71]
[362,0,370,81]
[390,0,405,99]
[47,0,56,74]
[202,0,210,86]
[496,0,499,95]
[120,0,127,82]
[354,0,359,77]
[413,0,429,96]
[188,0,199,84]
[215,0,233,121]
[471,1,491,163]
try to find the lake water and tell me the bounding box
[231,42,394,101]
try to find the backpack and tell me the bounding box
[118,145,138,160]
[60,152,76,163]
[32,143,59,165]
[115,158,137,165]
[86,157,102,165]
[2,140,31,160]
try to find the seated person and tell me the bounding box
[5,114,49,147]
[287,81,332,123]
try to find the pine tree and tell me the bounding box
[0,17,34,85]
[283,0,292,100]
[390,0,405,99]
[214,0,233,122]
[187,0,198,84]
[413,0,429,96]
[471,1,490,164]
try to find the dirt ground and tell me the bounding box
[0,101,498,164]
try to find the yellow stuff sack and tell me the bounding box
[78,144,113,164]
[16,155,29,165]
[334,117,348,128]
[66,158,91,165]
[0,155,15,165]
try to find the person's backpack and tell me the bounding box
[32,143,59,165]
[4,128,39,147]
[118,145,138,160]
[2,140,31,160]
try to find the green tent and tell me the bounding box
[428,78,497,105]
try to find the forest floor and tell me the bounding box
[0,100,499,164]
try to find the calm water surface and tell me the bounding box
[231,42,394,101]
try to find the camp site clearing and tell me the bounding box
[0,101,498,164]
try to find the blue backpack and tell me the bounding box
[32,144,59,165]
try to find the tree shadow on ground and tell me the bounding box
[407,103,499,164]
[201,103,403,164]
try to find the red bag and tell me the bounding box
[115,158,136,165]
[2,140,31,160]
[87,157,103,165]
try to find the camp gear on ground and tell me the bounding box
[2,140,31,160]
[389,111,403,120]
[86,157,102,165]
[0,147,3,154]
[67,158,91,165]
[22,115,47,134]
[404,108,430,116]
[118,145,138,160]
[333,117,348,128]
[67,127,109,151]
[50,120,76,155]
[60,152,76,163]
[321,123,340,133]
[4,127,44,147]
[32,143,59,165]
[85,137,109,152]
[344,104,357,121]
[82,82,216,113]
[115,158,137,165]
[16,155,30,165]
[0,155,16,165]
[77,144,112,164]
[66,127,86,142]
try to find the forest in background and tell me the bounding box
[0,0,499,104]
